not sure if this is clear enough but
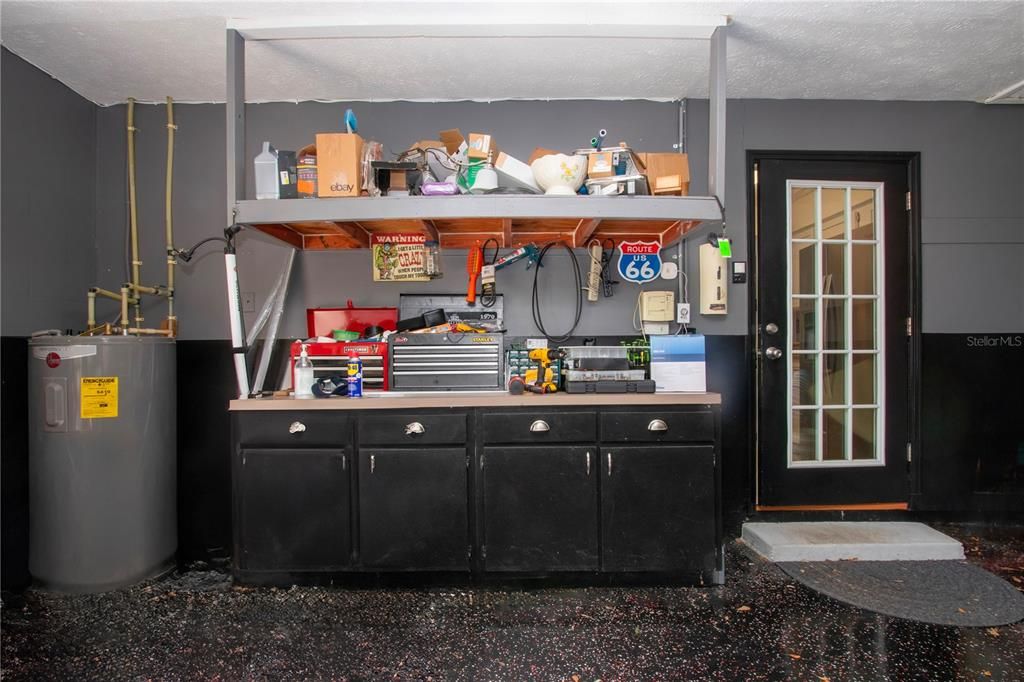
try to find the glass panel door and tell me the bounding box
[786,181,884,467]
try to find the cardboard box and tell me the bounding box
[316,133,364,197]
[439,129,465,155]
[639,152,690,196]
[466,132,500,161]
[587,151,615,179]
[528,147,560,165]
[494,151,541,193]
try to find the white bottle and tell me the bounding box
[294,343,314,399]
[255,141,280,200]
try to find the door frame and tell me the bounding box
[746,150,922,509]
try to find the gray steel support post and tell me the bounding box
[227,29,245,226]
[708,26,726,207]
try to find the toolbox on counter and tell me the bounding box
[290,341,389,391]
[389,332,504,391]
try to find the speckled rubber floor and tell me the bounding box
[2,524,1022,681]
[778,560,1024,626]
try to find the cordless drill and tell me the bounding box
[524,347,565,393]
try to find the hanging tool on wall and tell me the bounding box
[586,240,602,302]
[480,238,499,308]
[600,239,619,298]
[494,243,540,271]
[466,242,483,304]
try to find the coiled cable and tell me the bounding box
[532,242,583,343]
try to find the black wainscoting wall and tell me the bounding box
[1,336,31,590]
[916,333,1024,513]
[3,332,1020,588]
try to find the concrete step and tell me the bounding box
[741,522,965,562]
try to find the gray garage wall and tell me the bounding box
[51,95,1024,340]
[1,48,97,336]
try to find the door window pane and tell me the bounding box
[821,188,847,240]
[792,298,817,350]
[823,409,847,460]
[852,244,876,294]
[793,354,816,405]
[822,354,846,405]
[852,354,876,404]
[852,299,876,350]
[792,410,817,462]
[791,187,816,239]
[822,243,846,295]
[792,242,817,294]
[851,409,876,460]
[823,298,846,350]
[851,189,875,240]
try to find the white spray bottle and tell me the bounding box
[294,343,314,399]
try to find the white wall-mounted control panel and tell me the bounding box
[699,243,728,315]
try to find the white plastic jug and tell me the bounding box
[254,141,279,200]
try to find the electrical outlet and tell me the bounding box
[676,303,691,324]
[241,291,256,313]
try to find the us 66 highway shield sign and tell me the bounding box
[617,241,662,283]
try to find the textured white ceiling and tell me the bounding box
[1,1,1022,106]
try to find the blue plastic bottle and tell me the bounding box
[346,350,363,398]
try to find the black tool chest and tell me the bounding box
[231,402,722,585]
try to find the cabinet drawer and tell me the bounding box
[482,411,596,444]
[600,410,714,443]
[358,413,467,446]
[235,412,351,448]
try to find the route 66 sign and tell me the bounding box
[617,241,662,283]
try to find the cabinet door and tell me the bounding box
[602,446,716,572]
[482,446,598,571]
[358,448,469,570]
[238,448,350,571]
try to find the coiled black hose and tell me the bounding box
[531,242,583,343]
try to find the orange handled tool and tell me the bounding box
[466,243,483,304]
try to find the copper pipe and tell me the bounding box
[87,290,96,329]
[127,98,143,325]
[126,327,174,336]
[120,286,130,333]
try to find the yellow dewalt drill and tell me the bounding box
[523,348,565,394]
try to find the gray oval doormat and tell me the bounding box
[778,560,1024,626]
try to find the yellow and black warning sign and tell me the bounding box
[80,376,118,419]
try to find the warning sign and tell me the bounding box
[81,377,118,419]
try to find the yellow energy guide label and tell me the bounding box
[80,377,118,419]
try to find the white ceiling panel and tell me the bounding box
[1,1,1021,106]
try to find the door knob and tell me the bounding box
[764,322,779,334]
[765,346,783,360]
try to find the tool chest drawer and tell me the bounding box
[358,413,468,446]
[482,411,597,444]
[234,412,351,448]
[600,410,714,443]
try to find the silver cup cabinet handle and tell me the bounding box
[530,420,550,432]
[405,422,425,436]
[288,421,306,434]
[647,419,668,432]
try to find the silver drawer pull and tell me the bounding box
[607,452,613,476]
[288,421,306,434]
[529,420,550,432]
[370,454,375,473]
[586,451,591,476]
[647,419,668,432]
[405,421,425,436]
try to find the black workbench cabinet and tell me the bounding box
[231,404,723,585]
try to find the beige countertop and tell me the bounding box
[230,391,721,411]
